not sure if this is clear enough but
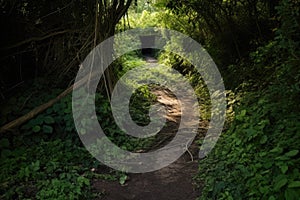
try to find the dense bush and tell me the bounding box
[1,0,299,199]
[0,66,155,198]
[197,83,300,199]
[197,1,300,199]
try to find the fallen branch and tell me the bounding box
[0,72,96,134]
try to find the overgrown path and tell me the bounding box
[92,58,208,200]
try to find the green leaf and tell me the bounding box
[288,181,300,188]
[274,178,288,191]
[119,174,127,185]
[284,150,299,157]
[275,156,290,161]
[245,127,256,138]
[268,196,276,200]
[260,135,268,144]
[43,125,53,134]
[77,176,90,186]
[44,116,55,124]
[259,152,267,157]
[240,109,246,116]
[280,165,289,174]
[270,146,283,154]
[235,139,242,145]
[35,116,44,124]
[259,186,269,194]
[284,189,299,200]
[32,160,40,171]
[32,125,41,132]
[236,109,247,120]
[64,108,71,114]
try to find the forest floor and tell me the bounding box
[92,58,207,200]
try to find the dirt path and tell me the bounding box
[92,60,207,200]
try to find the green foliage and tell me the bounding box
[158,0,283,71]
[225,0,300,89]
[130,85,157,126]
[197,84,300,199]
[108,55,171,151]
[159,51,213,121]
[1,1,299,199]
[0,80,141,199]
[0,138,100,199]
[128,10,163,28]
[116,53,147,77]
[197,1,300,199]
[275,0,300,58]
[9,87,78,141]
[118,174,128,185]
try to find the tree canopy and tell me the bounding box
[0,0,299,199]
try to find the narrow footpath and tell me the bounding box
[92,58,208,200]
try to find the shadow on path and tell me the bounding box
[92,58,208,200]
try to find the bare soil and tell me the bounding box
[92,61,207,200]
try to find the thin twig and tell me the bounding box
[1,30,73,50]
[38,1,74,20]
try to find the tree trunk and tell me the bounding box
[0,0,133,133]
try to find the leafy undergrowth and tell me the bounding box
[0,50,212,199]
[1,88,120,199]
[197,83,300,200]
[196,1,300,198]
[1,138,97,199]
[0,68,157,199]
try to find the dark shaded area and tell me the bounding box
[140,35,156,58]
[1,0,299,199]
[93,86,205,200]
[93,158,199,200]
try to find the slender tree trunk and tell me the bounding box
[0,0,133,133]
[96,0,133,99]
